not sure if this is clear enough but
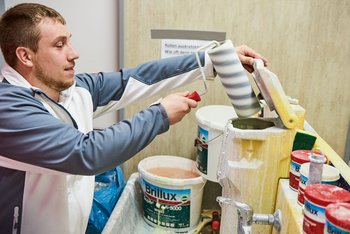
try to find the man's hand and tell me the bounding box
[160,92,198,125]
[236,44,268,73]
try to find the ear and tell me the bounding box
[15,47,34,68]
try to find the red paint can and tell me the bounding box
[325,202,350,234]
[302,184,350,234]
[290,150,311,191]
[297,163,338,206]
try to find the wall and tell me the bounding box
[3,0,120,128]
[122,0,350,179]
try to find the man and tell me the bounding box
[0,3,268,234]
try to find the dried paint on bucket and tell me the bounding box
[297,163,340,205]
[138,155,206,233]
[325,202,350,233]
[302,184,350,234]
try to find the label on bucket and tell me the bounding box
[196,126,208,175]
[140,178,191,229]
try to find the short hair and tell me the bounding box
[0,3,66,67]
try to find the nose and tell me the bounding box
[67,44,80,61]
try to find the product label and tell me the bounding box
[289,172,299,191]
[290,161,301,176]
[300,173,339,191]
[196,127,208,174]
[300,173,308,190]
[140,178,191,229]
[325,220,350,234]
[290,161,302,190]
[303,199,326,233]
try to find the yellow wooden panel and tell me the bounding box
[122,0,350,179]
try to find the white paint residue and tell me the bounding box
[335,206,350,219]
[228,158,263,169]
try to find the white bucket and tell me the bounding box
[138,155,206,233]
[195,105,237,182]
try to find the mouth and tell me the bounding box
[64,65,75,74]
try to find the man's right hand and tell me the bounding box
[160,92,198,125]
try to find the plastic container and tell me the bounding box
[138,155,206,233]
[302,184,350,234]
[195,105,236,182]
[308,149,327,185]
[290,149,328,191]
[297,163,340,205]
[290,150,312,191]
[324,202,350,234]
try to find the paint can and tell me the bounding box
[290,150,311,191]
[138,155,206,233]
[290,150,328,191]
[302,184,350,234]
[297,163,339,206]
[195,105,236,182]
[325,202,350,234]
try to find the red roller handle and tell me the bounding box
[186,91,201,102]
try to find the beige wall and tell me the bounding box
[122,0,350,178]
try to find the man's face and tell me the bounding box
[31,18,79,92]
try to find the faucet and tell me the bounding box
[216,196,282,234]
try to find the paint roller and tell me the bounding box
[207,40,261,118]
[189,39,261,119]
[194,39,297,128]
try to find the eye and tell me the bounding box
[55,41,64,48]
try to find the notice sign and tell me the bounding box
[161,39,211,59]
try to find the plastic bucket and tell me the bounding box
[297,163,340,206]
[195,105,236,182]
[302,184,350,234]
[138,155,206,233]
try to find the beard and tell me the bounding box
[33,61,74,93]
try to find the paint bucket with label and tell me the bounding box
[290,150,311,191]
[290,150,328,191]
[195,105,236,182]
[302,184,350,234]
[325,202,350,234]
[138,155,206,233]
[297,163,340,205]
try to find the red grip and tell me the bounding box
[186,91,201,102]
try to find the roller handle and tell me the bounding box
[186,91,201,102]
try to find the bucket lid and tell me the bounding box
[326,202,350,230]
[299,163,340,181]
[291,150,312,164]
[195,105,236,131]
[304,184,350,207]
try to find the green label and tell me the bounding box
[196,126,208,174]
[140,178,191,229]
